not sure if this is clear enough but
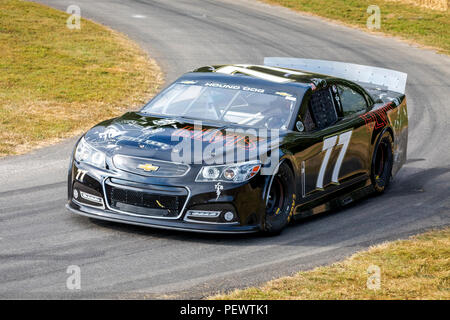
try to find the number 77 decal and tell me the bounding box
[316,130,353,189]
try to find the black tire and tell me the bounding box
[264,163,296,234]
[371,131,394,193]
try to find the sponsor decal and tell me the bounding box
[275,91,291,97]
[275,91,296,101]
[204,82,265,93]
[171,123,280,174]
[142,127,165,135]
[75,169,88,182]
[153,119,177,126]
[288,195,296,222]
[179,80,198,84]
[359,102,395,133]
[80,191,103,204]
[142,139,172,150]
[172,125,262,151]
[137,163,159,172]
[215,182,224,201]
[98,127,126,140]
[155,200,165,208]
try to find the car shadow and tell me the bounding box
[86,165,450,248]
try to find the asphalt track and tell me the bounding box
[0,0,449,299]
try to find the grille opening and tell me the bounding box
[105,183,187,218]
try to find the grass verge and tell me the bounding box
[212,227,450,299]
[262,0,449,55]
[0,0,163,157]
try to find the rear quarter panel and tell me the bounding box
[359,96,408,177]
[388,96,408,176]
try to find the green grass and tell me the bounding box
[0,0,162,156]
[263,0,450,54]
[212,227,450,299]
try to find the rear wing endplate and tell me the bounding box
[264,57,407,94]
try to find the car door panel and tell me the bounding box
[291,84,371,204]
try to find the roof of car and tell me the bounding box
[192,64,340,88]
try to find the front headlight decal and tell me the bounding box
[195,160,261,183]
[74,137,106,169]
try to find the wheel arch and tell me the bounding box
[261,157,296,206]
[371,126,394,163]
[370,128,394,192]
[370,125,394,158]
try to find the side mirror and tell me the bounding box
[295,120,305,132]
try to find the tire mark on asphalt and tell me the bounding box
[0,181,66,198]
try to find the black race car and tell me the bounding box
[66,58,408,234]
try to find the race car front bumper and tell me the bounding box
[66,161,263,234]
[66,202,259,234]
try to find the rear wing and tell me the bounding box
[264,57,407,94]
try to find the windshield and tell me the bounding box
[141,81,297,130]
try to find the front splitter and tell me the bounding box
[66,203,260,234]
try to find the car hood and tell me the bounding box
[83,112,286,164]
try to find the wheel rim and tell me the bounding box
[374,140,390,185]
[267,176,285,216]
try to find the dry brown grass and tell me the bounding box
[386,0,448,11]
[0,0,163,157]
[212,227,450,300]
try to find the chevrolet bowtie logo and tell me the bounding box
[137,163,159,172]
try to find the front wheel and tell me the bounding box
[264,163,296,234]
[371,131,394,193]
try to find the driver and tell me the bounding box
[262,97,294,129]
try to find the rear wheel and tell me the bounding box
[264,163,295,234]
[371,132,394,193]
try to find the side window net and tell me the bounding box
[309,88,338,130]
[303,107,316,131]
